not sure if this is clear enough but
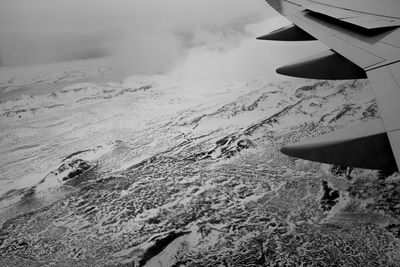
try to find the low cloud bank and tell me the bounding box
[0,0,326,82]
[169,16,327,83]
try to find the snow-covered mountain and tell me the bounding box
[0,63,399,266]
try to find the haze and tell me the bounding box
[0,0,326,82]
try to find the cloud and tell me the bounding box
[0,0,327,83]
[169,16,327,83]
[0,0,267,65]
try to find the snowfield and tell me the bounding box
[0,60,399,266]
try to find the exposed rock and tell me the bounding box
[138,231,190,267]
[386,224,400,238]
[320,181,340,211]
[46,159,95,184]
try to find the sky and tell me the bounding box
[0,0,327,82]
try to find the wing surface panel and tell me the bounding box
[309,0,400,19]
[367,62,400,132]
[388,131,400,171]
[268,0,400,69]
[304,4,400,29]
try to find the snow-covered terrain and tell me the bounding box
[0,61,399,266]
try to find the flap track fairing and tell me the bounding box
[256,24,316,41]
[281,119,398,171]
[276,49,367,80]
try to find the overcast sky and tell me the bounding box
[0,0,326,82]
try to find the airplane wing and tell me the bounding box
[260,0,400,171]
